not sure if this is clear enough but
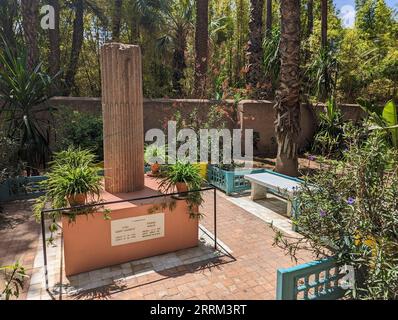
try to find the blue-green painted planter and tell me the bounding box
[0,176,48,202]
[276,257,347,300]
[207,165,267,195]
[1,166,152,203]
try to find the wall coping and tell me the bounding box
[50,97,236,104]
[48,96,365,109]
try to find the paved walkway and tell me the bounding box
[1,191,313,300]
[0,201,41,300]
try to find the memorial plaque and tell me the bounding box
[111,213,165,246]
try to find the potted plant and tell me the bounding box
[144,144,166,175]
[34,147,102,216]
[158,162,204,218]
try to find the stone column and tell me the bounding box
[100,43,145,193]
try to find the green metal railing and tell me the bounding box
[276,258,348,300]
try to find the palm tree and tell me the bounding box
[21,0,39,70]
[246,0,264,96]
[49,0,61,80]
[127,0,170,44]
[158,0,194,96]
[112,0,123,41]
[274,0,301,177]
[307,0,313,36]
[321,0,327,48]
[64,0,108,96]
[266,0,272,37]
[194,0,209,97]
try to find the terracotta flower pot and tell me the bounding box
[176,182,188,195]
[151,163,161,175]
[67,194,87,207]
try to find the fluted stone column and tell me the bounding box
[100,43,145,193]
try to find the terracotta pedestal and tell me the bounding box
[62,178,199,276]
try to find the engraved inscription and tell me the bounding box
[111,213,165,246]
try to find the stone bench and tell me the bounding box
[244,172,302,217]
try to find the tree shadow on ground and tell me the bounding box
[0,201,33,231]
[63,253,235,300]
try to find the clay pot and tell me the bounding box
[67,194,87,207]
[175,182,188,194]
[151,162,161,175]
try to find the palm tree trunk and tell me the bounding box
[49,0,61,79]
[321,0,327,48]
[246,0,264,97]
[307,0,313,36]
[21,0,39,70]
[64,0,84,96]
[275,0,301,177]
[194,0,209,97]
[235,0,244,85]
[266,0,272,37]
[172,27,187,96]
[0,0,18,50]
[112,0,123,41]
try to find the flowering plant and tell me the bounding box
[274,125,398,299]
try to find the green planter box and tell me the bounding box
[0,176,47,203]
[207,165,267,195]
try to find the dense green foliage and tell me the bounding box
[53,108,104,161]
[275,126,398,299]
[0,0,396,102]
[0,133,22,183]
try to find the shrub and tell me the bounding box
[274,126,398,299]
[0,134,22,184]
[53,108,103,161]
[312,98,346,159]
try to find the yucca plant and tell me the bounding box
[0,38,56,174]
[312,97,345,158]
[305,46,338,101]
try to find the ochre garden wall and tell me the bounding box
[47,97,367,157]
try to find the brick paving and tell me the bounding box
[1,191,313,300]
[0,200,41,300]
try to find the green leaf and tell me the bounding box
[382,100,398,148]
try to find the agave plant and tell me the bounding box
[0,39,56,174]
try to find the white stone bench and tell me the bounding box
[244,172,302,217]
